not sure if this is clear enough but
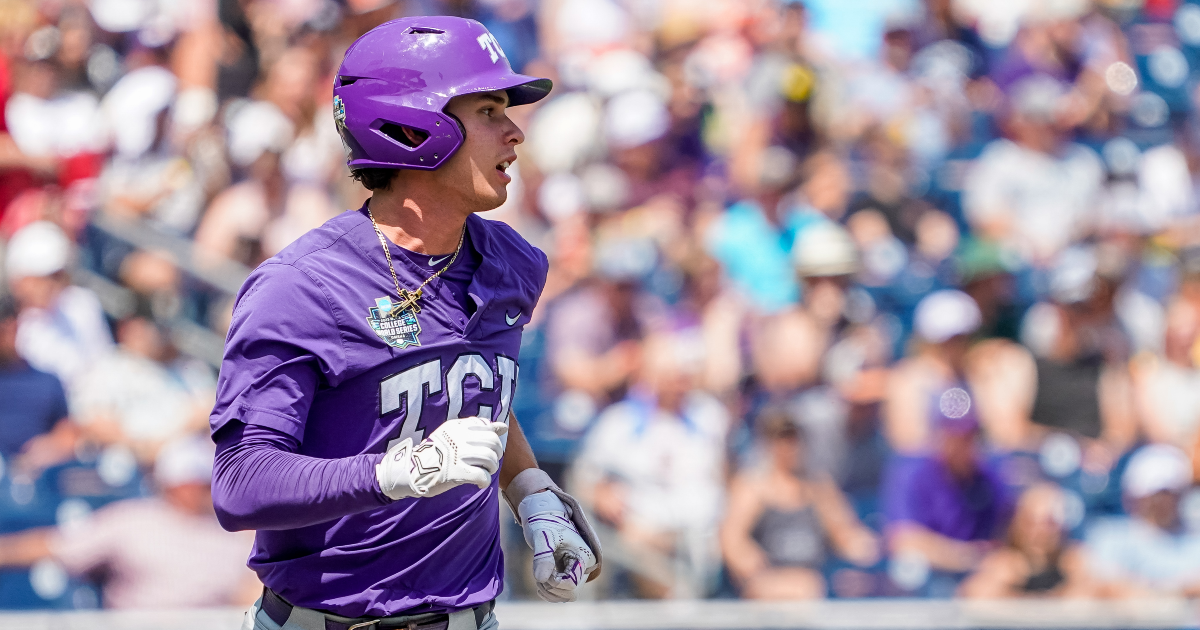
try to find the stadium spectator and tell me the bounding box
[884,290,982,453]
[7,0,1200,610]
[721,409,879,599]
[0,436,259,608]
[1085,444,1200,598]
[1022,246,1139,474]
[960,483,1097,598]
[542,240,666,429]
[5,221,112,392]
[962,75,1104,266]
[884,388,1014,576]
[571,332,728,598]
[1132,299,1200,452]
[0,293,75,470]
[70,315,213,462]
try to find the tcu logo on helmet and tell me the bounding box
[476,32,507,64]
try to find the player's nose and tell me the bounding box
[504,118,525,146]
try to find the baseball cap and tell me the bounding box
[154,436,215,488]
[913,290,982,343]
[955,238,1011,284]
[5,221,71,280]
[1122,444,1192,499]
[102,65,177,158]
[605,90,669,150]
[225,100,295,167]
[793,221,859,278]
[1049,246,1098,305]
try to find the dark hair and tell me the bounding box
[351,168,400,191]
[755,407,804,442]
[0,294,17,322]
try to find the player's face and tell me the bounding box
[439,91,524,212]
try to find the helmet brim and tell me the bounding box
[457,74,552,107]
[505,77,553,106]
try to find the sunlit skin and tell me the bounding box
[366,90,523,256]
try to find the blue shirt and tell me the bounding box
[705,200,801,313]
[0,362,67,457]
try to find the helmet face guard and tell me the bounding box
[333,17,552,171]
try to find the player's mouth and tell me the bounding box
[495,157,515,184]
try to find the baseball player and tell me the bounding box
[209,17,601,630]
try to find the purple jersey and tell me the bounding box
[209,203,548,617]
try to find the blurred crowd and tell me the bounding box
[6,0,1200,610]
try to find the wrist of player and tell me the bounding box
[375,416,508,501]
[515,483,600,602]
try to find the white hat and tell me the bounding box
[1123,444,1192,499]
[913,290,982,343]
[102,65,177,158]
[605,89,669,150]
[1049,246,1098,304]
[154,436,215,488]
[5,221,71,280]
[528,92,601,174]
[225,100,295,167]
[793,221,859,278]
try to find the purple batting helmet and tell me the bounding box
[333,16,552,171]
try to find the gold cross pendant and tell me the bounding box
[392,288,422,316]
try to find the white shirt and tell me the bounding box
[16,286,115,393]
[963,139,1104,263]
[71,351,212,442]
[572,391,728,532]
[1086,516,1200,592]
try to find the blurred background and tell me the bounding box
[6,0,1200,620]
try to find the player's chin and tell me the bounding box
[475,183,508,212]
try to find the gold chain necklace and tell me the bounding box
[366,205,464,317]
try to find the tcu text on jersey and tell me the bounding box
[380,354,518,449]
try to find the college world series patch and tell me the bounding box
[367,296,422,349]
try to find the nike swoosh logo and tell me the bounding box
[428,255,449,266]
[505,311,521,326]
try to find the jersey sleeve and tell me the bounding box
[210,263,348,442]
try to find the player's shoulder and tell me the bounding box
[268,209,364,267]
[469,214,548,276]
[244,210,364,283]
[234,211,365,310]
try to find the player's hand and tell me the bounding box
[376,417,508,500]
[518,491,598,602]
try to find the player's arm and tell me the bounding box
[213,416,507,532]
[0,529,52,567]
[211,421,391,531]
[498,411,537,489]
[500,412,604,602]
[210,264,506,531]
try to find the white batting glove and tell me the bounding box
[518,491,598,602]
[376,417,508,500]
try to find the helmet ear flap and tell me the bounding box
[443,111,466,138]
[378,122,430,149]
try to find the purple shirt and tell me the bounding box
[883,455,1014,542]
[209,204,548,617]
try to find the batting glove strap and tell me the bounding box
[504,468,604,582]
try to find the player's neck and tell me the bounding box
[366,187,469,256]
